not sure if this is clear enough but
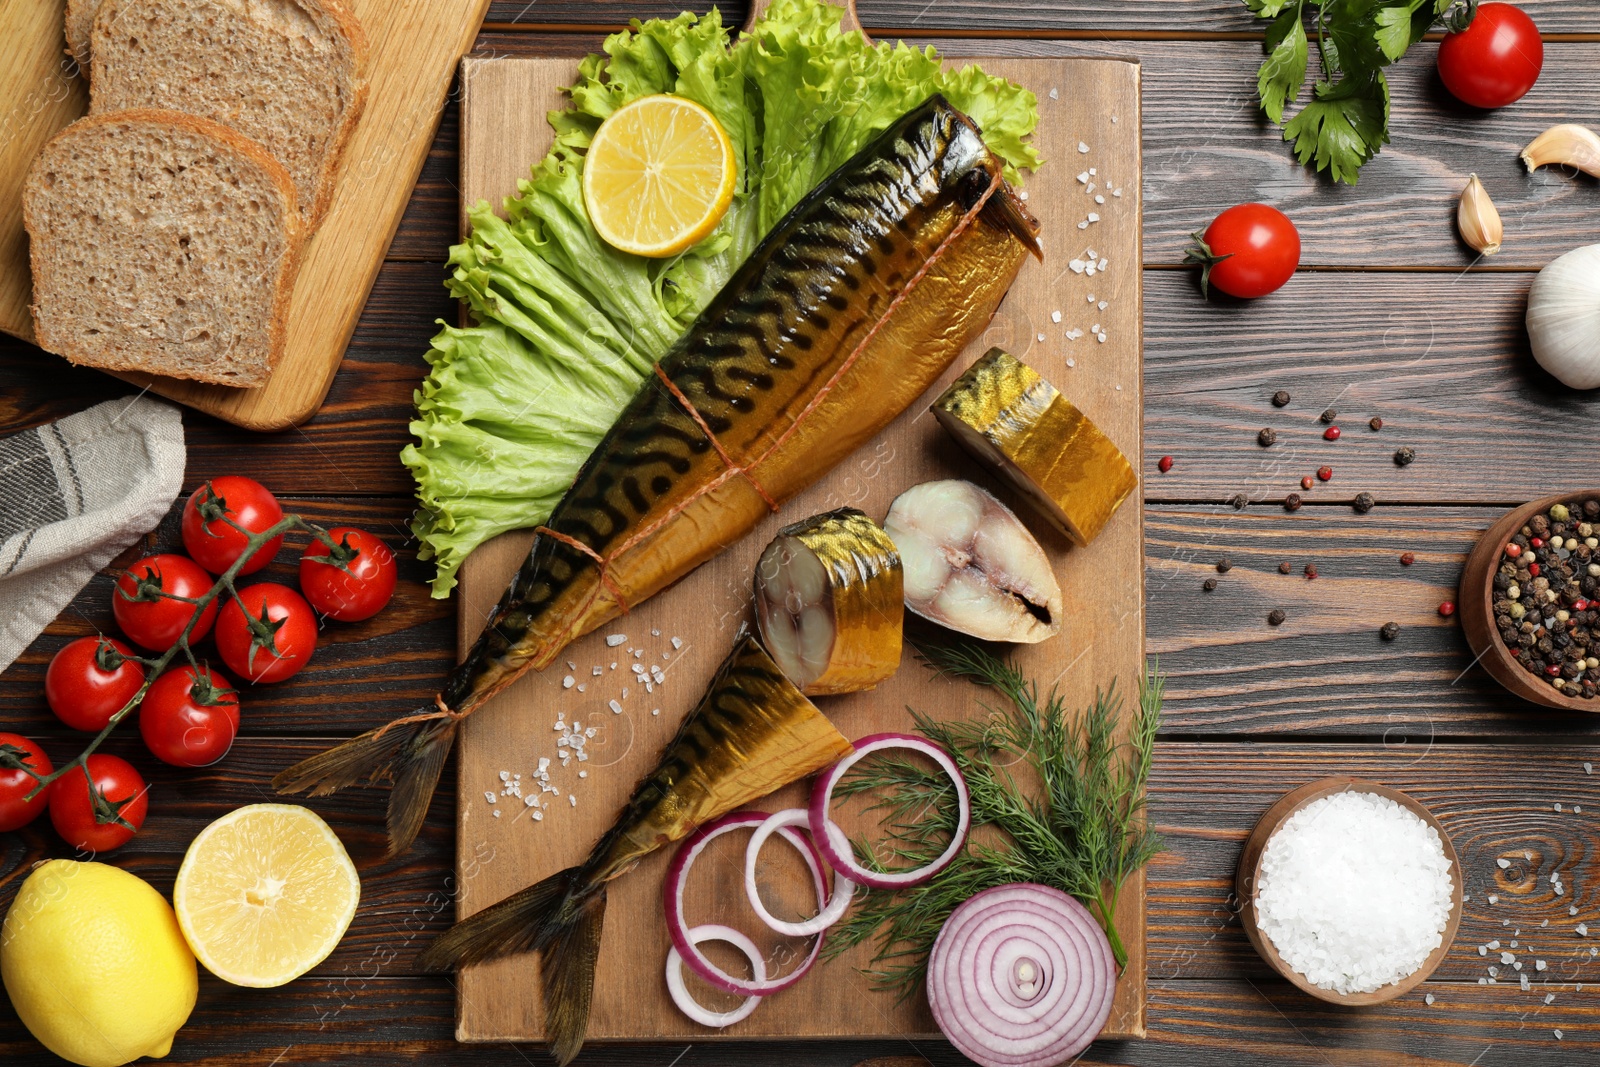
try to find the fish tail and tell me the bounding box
[417,867,607,1066]
[271,712,458,858]
[983,183,1043,260]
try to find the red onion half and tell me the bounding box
[665,924,766,1028]
[745,808,856,937]
[808,733,971,889]
[926,883,1115,1067]
[663,811,826,998]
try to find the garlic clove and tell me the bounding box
[1521,124,1600,179]
[1457,174,1503,256]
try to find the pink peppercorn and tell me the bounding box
[1316,466,1332,482]
[1505,543,1523,558]
[1400,552,1416,566]
[1158,455,1174,473]
[1300,476,1314,490]
[1438,601,1456,617]
[1323,426,1341,441]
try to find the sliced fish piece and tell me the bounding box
[755,508,902,695]
[933,348,1136,546]
[884,479,1062,644]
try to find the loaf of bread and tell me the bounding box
[23,109,303,388]
[87,0,368,228]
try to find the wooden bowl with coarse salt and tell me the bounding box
[1234,776,1464,1007]
[1460,490,1600,713]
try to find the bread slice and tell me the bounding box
[88,0,368,229]
[23,108,303,388]
[64,0,102,72]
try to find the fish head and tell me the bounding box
[921,95,1043,260]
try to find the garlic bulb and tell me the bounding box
[1527,244,1600,389]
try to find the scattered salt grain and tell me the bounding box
[1066,358,1076,367]
[1098,259,1108,271]
[1087,212,1100,223]
[1579,924,1590,937]
[1113,188,1123,198]
[1502,952,1515,964]
[1037,333,1047,343]
[1586,762,1593,774]
[652,629,660,637]
[1537,959,1548,971]
[1489,895,1499,904]
[1078,142,1090,153]
[1095,195,1105,204]
[567,660,577,671]
[484,791,496,804]
[671,636,683,650]
[493,809,501,818]
[1070,259,1087,273]
[593,666,603,676]
[606,633,626,646]
[563,675,575,689]
[579,770,587,778]
[577,684,586,692]
[1048,87,1059,100]
[1078,221,1088,230]
[570,795,578,807]
[1555,803,1563,812]
[1478,945,1488,956]
[609,699,623,714]
[652,708,661,716]
[1490,940,1501,949]
[1555,1029,1564,1040]
[1498,858,1511,869]
[1077,171,1089,184]
[1018,190,1029,202]
[1089,168,1096,176]
[1051,310,1062,323]
[1424,993,1434,1005]
[1098,300,1109,310]
[1255,791,1454,995]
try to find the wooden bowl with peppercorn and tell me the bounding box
[1461,490,1600,712]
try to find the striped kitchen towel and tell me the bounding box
[0,396,185,671]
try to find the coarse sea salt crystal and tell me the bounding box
[1255,790,1454,995]
[1424,993,1434,1005]
[1078,141,1090,153]
[1051,310,1062,323]
[606,633,626,646]
[563,675,575,688]
[1498,858,1511,869]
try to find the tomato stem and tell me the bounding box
[1181,230,1233,300]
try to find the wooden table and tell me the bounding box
[4,3,1599,1064]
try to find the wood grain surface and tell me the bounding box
[0,0,489,430]
[4,2,1600,1065]
[449,50,1147,1042]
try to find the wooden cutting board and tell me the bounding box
[0,0,489,430]
[451,22,1146,1047]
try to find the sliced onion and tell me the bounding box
[665,924,766,1028]
[808,732,970,889]
[926,883,1115,1067]
[663,810,826,997]
[745,808,856,937]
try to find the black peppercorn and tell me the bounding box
[1320,408,1337,424]
[1394,447,1415,467]
[1229,494,1248,510]
[1279,561,1292,574]
[1258,427,1277,447]
[1268,609,1286,626]
[1284,493,1302,512]
[1202,578,1217,592]
[1304,564,1318,579]
[1272,390,1291,407]
[1369,417,1383,431]
[1353,492,1376,514]
[1380,621,1400,641]
[1217,558,1232,573]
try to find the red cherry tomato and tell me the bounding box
[299,527,398,622]
[181,476,285,575]
[0,733,54,832]
[140,664,241,767]
[1189,204,1300,299]
[44,636,146,732]
[113,554,218,651]
[1438,3,1543,109]
[216,583,318,684]
[48,754,147,853]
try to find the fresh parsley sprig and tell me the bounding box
[1250,0,1464,183]
[823,640,1163,996]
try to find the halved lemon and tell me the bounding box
[583,94,737,258]
[174,803,360,988]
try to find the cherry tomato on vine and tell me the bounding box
[1438,3,1543,109]
[113,554,218,651]
[48,754,147,852]
[0,733,53,832]
[216,583,318,684]
[181,476,285,575]
[140,664,241,767]
[44,636,146,732]
[1185,203,1300,299]
[299,527,398,622]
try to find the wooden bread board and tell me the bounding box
[452,45,1145,1045]
[0,0,490,431]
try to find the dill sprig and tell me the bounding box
[824,639,1163,997]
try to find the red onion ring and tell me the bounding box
[663,810,826,997]
[665,924,766,1028]
[926,883,1115,1067]
[744,808,856,937]
[808,733,971,889]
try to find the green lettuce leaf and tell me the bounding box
[403,0,1041,595]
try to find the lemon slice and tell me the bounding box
[174,803,360,988]
[583,94,737,258]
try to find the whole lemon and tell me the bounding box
[1,860,197,1066]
